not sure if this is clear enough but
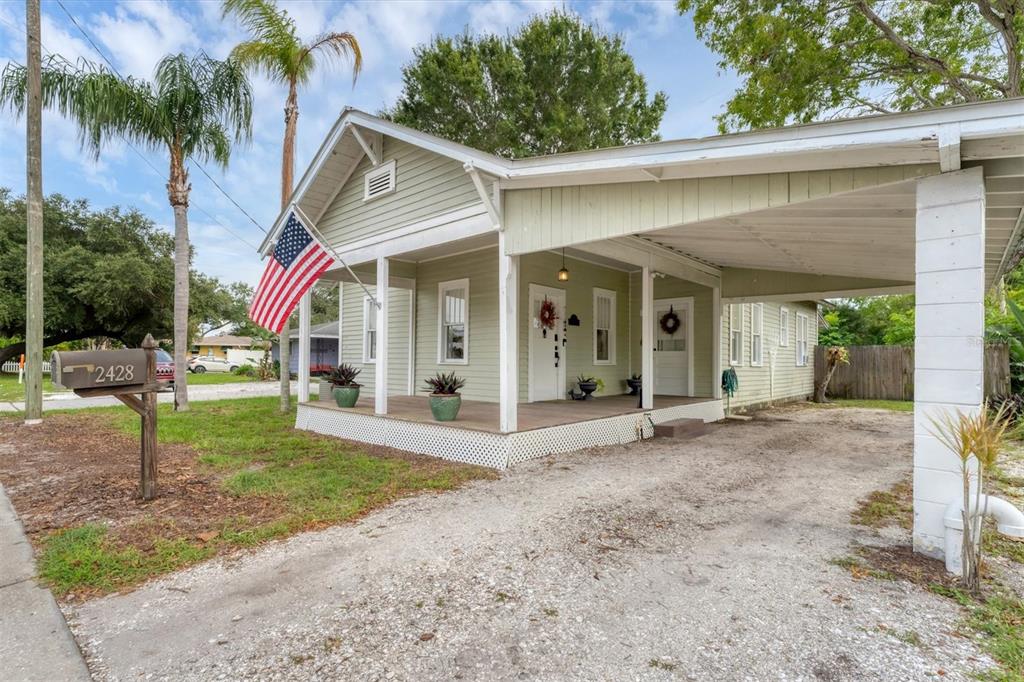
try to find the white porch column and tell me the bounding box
[498,231,519,432]
[337,282,344,363]
[641,265,654,409]
[375,256,389,415]
[711,285,723,399]
[297,290,311,402]
[913,167,986,559]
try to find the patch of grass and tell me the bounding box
[0,372,69,401]
[851,478,913,530]
[34,397,492,596]
[184,372,263,386]
[966,592,1024,680]
[37,523,214,595]
[832,399,914,412]
[829,554,897,581]
[876,625,923,647]
[648,658,678,671]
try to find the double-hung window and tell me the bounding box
[796,313,808,367]
[438,279,469,364]
[593,288,616,364]
[779,307,790,346]
[729,304,743,365]
[363,297,377,363]
[750,303,763,366]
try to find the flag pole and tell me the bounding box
[290,203,382,310]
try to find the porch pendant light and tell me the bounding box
[557,248,569,281]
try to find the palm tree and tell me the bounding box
[223,0,361,413]
[1,53,253,411]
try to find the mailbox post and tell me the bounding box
[51,334,162,500]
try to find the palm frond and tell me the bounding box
[297,31,363,85]
[222,0,299,62]
[229,39,290,83]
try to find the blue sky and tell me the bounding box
[0,0,739,287]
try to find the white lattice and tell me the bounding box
[297,399,724,470]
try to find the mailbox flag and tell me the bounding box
[249,211,334,334]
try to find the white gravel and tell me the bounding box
[66,406,1002,681]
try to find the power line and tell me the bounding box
[54,0,268,235]
[0,9,260,251]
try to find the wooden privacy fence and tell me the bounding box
[814,344,1011,400]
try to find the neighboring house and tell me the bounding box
[193,334,262,366]
[260,100,1023,569]
[272,321,339,375]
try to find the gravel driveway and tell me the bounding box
[67,406,994,681]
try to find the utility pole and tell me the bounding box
[24,0,43,425]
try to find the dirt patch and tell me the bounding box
[0,414,282,544]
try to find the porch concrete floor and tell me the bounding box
[316,393,714,432]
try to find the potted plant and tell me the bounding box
[576,375,598,400]
[626,373,642,395]
[423,371,466,421]
[328,364,362,408]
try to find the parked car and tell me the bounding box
[155,349,174,385]
[188,356,239,374]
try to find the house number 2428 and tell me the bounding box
[93,364,135,383]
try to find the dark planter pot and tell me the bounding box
[332,385,361,408]
[577,381,598,399]
[429,394,462,421]
[626,378,642,396]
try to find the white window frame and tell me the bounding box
[592,288,617,365]
[362,296,376,363]
[779,307,790,346]
[729,304,743,366]
[750,303,764,367]
[796,313,809,367]
[437,278,470,365]
[363,159,396,202]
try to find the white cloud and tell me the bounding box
[91,0,199,78]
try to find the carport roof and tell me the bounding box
[263,98,1023,284]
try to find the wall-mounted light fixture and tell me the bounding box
[557,248,569,282]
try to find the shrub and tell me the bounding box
[327,364,361,387]
[422,371,465,395]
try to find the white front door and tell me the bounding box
[653,297,693,396]
[528,284,566,402]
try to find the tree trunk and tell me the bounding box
[814,361,839,403]
[278,81,299,414]
[168,153,191,412]
[24,0,43,424]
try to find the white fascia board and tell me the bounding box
[573,236,721,289]
[503,98,1024,180]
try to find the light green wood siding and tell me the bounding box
[318,137,480,250]
[339,282,411,396]
[415,249,500,402]
[503,165,935,255]
[629,273,715,397]
[720,301,818,409]
[518,253,631,401]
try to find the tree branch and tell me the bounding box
[853,0,980,101]
[971,0,1019,96]
[0,330,105,365]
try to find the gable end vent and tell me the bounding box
[363,160,396,201]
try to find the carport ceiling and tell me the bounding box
[641,158,1023,285]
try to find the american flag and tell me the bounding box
[249,211,334,334]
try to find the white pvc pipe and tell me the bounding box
[943,494,1024,575]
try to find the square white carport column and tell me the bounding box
[913,166,986,559]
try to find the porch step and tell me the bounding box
[653,418,707,440]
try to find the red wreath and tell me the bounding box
[539,297,558,329]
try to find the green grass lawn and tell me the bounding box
[817,398,914,412]
[21,397,493,596]
[183,371,265,386]
[0,372,68,401]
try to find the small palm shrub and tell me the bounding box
[422,371,465,395]
[328,364,361,387]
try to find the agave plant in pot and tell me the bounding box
[328,364,362,408]
[423,371,466,421]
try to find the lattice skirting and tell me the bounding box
[297,400,725,469]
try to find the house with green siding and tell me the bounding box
[255,98,1023,577]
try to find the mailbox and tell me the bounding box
[50,349,149,390]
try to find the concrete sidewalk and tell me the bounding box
[0,484,90,681]
[0,380,316,413]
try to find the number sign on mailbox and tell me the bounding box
[50,349,148,390]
